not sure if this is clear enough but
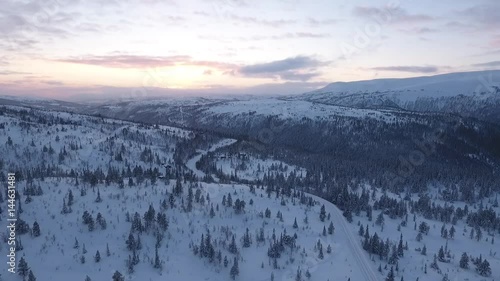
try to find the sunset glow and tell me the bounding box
[0,0,499,100]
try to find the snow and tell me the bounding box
[212,155,306,181]
[302,70,500,102]
[186,138,238,179]
[1,102,498,281]
[202,98,408,123]
[0,177,382,281]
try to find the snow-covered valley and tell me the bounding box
[0,97,499,281]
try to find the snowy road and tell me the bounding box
[185,138,237,179]
[186,137,381,281]
[332,205,382,281]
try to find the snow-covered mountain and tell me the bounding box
[288,70,500,123]
[1,96,499,281]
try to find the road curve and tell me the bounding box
[332,205,382,281]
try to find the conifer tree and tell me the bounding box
[28,270,36,281]
[386,266,395,281]
[95,189,102,203]
[95,250,101,263]
[477,259,491,277]
[154,246,162,269]
[230,257,239,280]
[32,221,40,237]
[328,222,334,235]
[18,257,29,278]
[112,271,125,281]
[459,252,469,269]
[68,190,74,206]
[319,205,326,222]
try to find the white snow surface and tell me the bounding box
[301,70,500,102]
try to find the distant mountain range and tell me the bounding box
[288,70,500,123]
[1,70,500,191]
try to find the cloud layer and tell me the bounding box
[239,56,325,81]
[369,66,439,73]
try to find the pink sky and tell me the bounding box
[0,0,499,100]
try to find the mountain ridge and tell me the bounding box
[287,70,500,123]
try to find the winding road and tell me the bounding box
[186,138,381,281]
[332,204,382,281]
[185,138,237,179]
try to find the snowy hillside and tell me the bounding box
[302,70,500,101]
[289,70,500,123]
[0,101,499,281]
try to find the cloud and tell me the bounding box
[55,55,237,70]
[307,18,337,26]
[0,81,327,101]
[252,32,330,40]
[228,14,296,27]
[238,56,326,81]
[0,57,9,66]
[490,35,500,48]
[398,27,439,34]
[0,70,31,75]
[40,80,65,86]
[285,32,330,39]
[278,71,319,82]
[239,56,324,74]
[472,61,500,68]
[352,6,435,24]
[457,2,500,30]
[0,1,74,50]
[200,32,330,42]
[369,65,439,73]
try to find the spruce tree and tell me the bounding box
[68,190,74,206]
[438,246,445,262]
[305,269,311,279]
[94,250,101,263]
[88,216,95,232]
[210,206,215,218]
[32,221,40,237]
[95,189,102,203]
[328,222,334,235]
[18,257,29,278]
[154,246,161,269]
[319,205,326,222]
[386,266,395,281]
[112,271,125,281]
[477,259,491,277]
[229,235,238,254]
[126,232,136,251]
[230,257,239,280]
[243,228,251,248]
[459,252,469,269]
[295,268,302,281]
[28,270,36,281]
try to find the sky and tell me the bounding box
[0,0,499,101]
